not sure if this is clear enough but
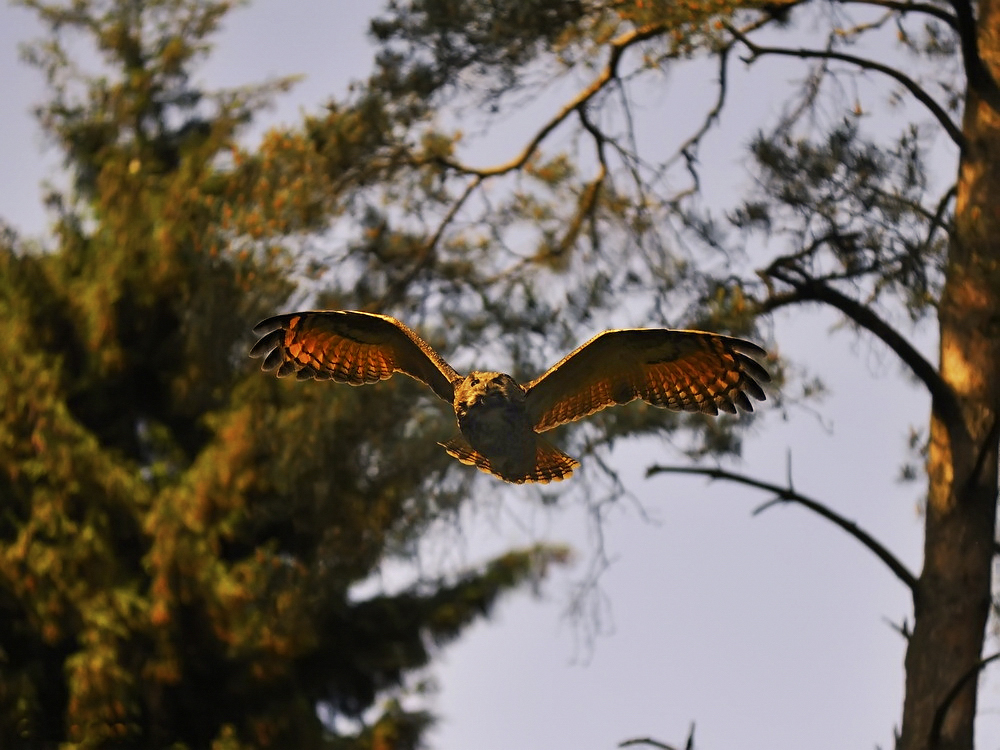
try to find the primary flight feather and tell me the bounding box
[250,310,770,484]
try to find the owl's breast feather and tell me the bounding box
[456,393,536,478]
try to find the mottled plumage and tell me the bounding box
[250,310,771,483]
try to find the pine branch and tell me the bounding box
[760,267,965,437]
[726,25,966,148]
[645,463,919,593]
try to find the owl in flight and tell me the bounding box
[250,311,769,484]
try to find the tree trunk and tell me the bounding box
[898,5,1000,747]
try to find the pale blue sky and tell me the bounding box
[1,3,991,749]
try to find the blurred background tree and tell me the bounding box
[0,1,568,747]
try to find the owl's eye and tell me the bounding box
[469,375,480,385]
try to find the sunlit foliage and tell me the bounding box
[0,2,570,747]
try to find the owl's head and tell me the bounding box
[454,371,525,416]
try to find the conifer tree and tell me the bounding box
[0,2,566,747]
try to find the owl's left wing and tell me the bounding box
[524,328,770,433]
[249,310,460,403]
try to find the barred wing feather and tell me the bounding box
[249,310,459,403]
[524,329,770,433]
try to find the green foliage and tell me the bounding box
[371,0,590,98]
[739,121,946,319]
[0,2,569,748]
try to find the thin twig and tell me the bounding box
[918,184,957,255]
[438,23,667,178]
[619,739,678,750]
[882,615,912,641]
[664,46,731,192]
[726,24,965,148]
[377,175,481,307]
[840,0,958,29]
[620,722,694,750]
[645,463,918,593]
[948,0,1000,114]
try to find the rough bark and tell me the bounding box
[898,2,1000,746]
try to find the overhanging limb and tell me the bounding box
[646,463,918,594]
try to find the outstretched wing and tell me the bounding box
[249,310,460,403]
[524,329,770,432]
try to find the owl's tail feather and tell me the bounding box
[440,435,579,484]
[531,436,580,483]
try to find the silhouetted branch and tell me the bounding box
[378,174,482,307]
[439,23,667,178]
[620,738,677,750]
[840,0,958,28]
[726,24,966,148]
[919,184,956,255]
[645,463,919,593]
[883,615,912,641]
[667,46,731,196]
[620,722,695,750]
[759,266,965,439]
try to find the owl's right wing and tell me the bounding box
[250,310,460,403]
[524,328,770,432]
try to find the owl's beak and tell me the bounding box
[467,387,502,409]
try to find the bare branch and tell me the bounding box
[920,184,957,255]
[438,23,667,178]
[619,738,679,750]
[882,615,912,641]
[377,174,482,307]
[645,464,919,593]
[726,24,966,148]
[760,267,965,437]
[839,0,958,29]
[665,46,732,195]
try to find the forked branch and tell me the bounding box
[759,266,965,439]
[645,463,918,594]
[437,23,667,178]
[841,0,958,29]
[725,24,966,148]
